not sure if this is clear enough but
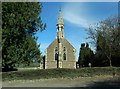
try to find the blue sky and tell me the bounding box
[35,2,118,60]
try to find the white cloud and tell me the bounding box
[63,12,90,28]
[62,3,95,28]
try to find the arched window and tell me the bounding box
[57,26,59,31]
[55,47,58,60]
[55,47,58,51]
[63,53,66,60]
[61,26,63,29]
[55,53,58,60]
[63,47,66,51]
[63,47,66,60]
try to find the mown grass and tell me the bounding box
[2,67,120,81]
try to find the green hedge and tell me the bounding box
[2,67,120,81]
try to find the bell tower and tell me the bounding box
[56,8,64,68]
[56,8,64,39]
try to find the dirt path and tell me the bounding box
[2,75,115,87]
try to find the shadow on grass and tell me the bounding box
[85,78,120,89]
[2,68,18,72]
[2,78,120,89]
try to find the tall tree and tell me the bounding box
[78,43,94,67]
[86,16,120,67]
[78,43,85,67]
[2,2,46,71]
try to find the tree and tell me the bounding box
[16,35,41,67]
[78,43,85,67]
[86,16,120,67]
[2,2,46,71]
[91,31,109,67]
[78,43,94,67]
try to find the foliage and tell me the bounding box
[16,35,41,67]
[78,43,94,67]
[86,16,120,67]
[2,67,120,81]
[2,2,46,71]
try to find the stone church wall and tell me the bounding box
[45,39,76,69]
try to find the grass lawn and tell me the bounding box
[2,67,120,82]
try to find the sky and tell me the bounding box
[35,2,118,61]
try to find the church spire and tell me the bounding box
[57,8,64,25]
[56,8,64,39]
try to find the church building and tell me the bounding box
[40,9,76,69]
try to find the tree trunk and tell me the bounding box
[109,45,112,67]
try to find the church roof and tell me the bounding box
[46,38,75,51]
[63,38,75,50]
